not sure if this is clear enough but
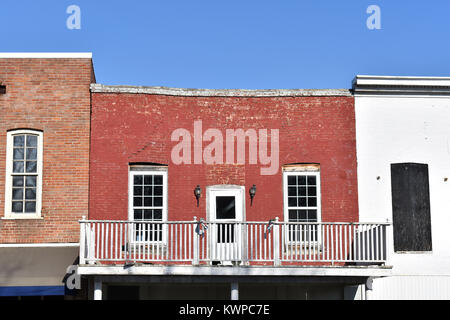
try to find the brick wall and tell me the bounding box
[90,93,359,223]
[0,58,94,243]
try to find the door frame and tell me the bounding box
[206,185,246,263]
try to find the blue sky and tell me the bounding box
[2,0,450,89]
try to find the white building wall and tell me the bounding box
[355,94,450,299]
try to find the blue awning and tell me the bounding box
[0,286,65,297]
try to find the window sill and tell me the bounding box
[2,215,43,220]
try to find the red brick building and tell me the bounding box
[89,87,359,223]
[80,85,391,300]
[0,53,94,298]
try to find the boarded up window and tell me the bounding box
[391,163,432,252]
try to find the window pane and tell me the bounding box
[154,209,162,220]
[26,161,37,173]
[308,210,317,221]
[288,187,296,196]
[298,176,306,185]
[12,201,23,213]
[308,197,317,207]
[133,175,143,185]
[154,175,163,185]
[144,175,153,185]
[288,197,297,207]
[299,197,307,207]
[134,209,143,220]
[216,196,236,220]
[26,148,37,160]
[25,202,36,213]
[308,186,316,196]
[299,187,307,196]
[26,135,37,147]
[133,197,143,207]
[13,161,24,173]
[133,186,142,196]
[143,186,152,196]
[12,188,23,200]
[154,197,163,207]
[13,176,24,187]
[13,148,24,160]
[307,176,316,185]
[154,186,163,196]
[143,209,153,220]
[144,197,153,206]
[25,188,36,200]
[13,135,24,147]
[287,176,296,186]
[25,176,37,187]
[298,210,308,220]
[288,210,298,221]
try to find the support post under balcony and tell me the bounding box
[94,278,102,300]
[231,282,239,300]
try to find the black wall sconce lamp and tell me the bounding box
[249,184,256,206]
[194,185,201,207]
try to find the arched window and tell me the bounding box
[4,129,43,219]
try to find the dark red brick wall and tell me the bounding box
[0,58,94,243]
[90,93,358,223]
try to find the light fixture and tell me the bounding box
[194,185,201,207]
[249,184,256,206]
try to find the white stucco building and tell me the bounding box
[353,76,450,299]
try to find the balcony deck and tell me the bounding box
[79,219,392,270]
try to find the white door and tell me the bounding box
[209,188,244,262]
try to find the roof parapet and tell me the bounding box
[0,52,92,59]
[90,84,351,97]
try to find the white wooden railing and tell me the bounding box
[79,217,392,266]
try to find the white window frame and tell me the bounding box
[4,130,43,220]
[282,167,322,244]
[128,167,168,245]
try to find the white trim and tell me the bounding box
[77,265,392,278]
[0,52,92,59]
[0,243,79,248]
[4,130,43,219]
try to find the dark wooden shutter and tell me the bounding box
[391,163,432,252]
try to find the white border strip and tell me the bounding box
[0,52,92,59]
[77,265,392,277]
[0,243,79,248]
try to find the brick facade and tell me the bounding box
[90,92,359,223]
[0,58,94,243]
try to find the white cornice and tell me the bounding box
[0,52,92,59]
[353,75,450,96]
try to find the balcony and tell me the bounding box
[79,218,392,267]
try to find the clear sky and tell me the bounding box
[1,0,450,89]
